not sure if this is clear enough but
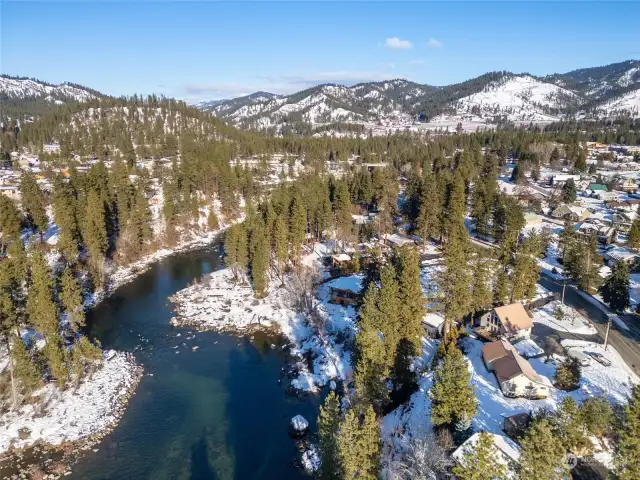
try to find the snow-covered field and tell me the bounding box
[170,264,357,392]
[0,351,141,454]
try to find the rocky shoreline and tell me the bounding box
[0,355,143,480]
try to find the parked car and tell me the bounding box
[568,350,591,366]
[587,351,612,366]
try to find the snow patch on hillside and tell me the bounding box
[595,88,640,118]
[446,75,578,122]
[0,77,95,102]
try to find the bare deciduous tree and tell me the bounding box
[384,430,449,480]
[285,264,321,317]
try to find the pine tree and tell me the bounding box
[574,148,588,172]
[59,267,85,332]
[289,193,307,261]
[20,171,49,234]
[570,234,602,294]
[578,396,612,438]
[554,356,581,390]
[554,397,592,454]
[27,250,68,387]
[338,406,380,480]
[0,195,21,253]
[511,163,526,184]
[224,224,248,281]
[510,235,540,303]
[628,221,640,250]
[430,344,477,428]
[417,172,440,241]
[614,385,640,480]
[207,208,219,231]
[518,419,569,480]
[224,225,239,279]
[600,261,631,312]
[558,217,576,263]
[83,188,108,279]
[451,431,507,480]
[354,283,390,409]
[439,236,471,333]
[236,225,249,279]
[333,179,353,245]
[395,246,425,353]
[471,154,498,237]
[11,337,42,394]
[249,220,269,298]
[493,268,509,305]
[317,391,342,480]
[52,177,80,263]
[71,336,102,385]
[273,214,288,277]
[471,256,493,315]
[562,178,577,203]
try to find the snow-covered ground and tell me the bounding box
[0,351,141,454]
[513,338,544,358]
[382,335,638,467]
[532,300,598,335]
[170,263,357,393]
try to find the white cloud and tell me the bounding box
[409,59,425,65]
[427,38,443,48]
[385,37,413,50]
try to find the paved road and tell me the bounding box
[539,273,640,375]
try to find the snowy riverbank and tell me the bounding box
[170,266,356,393]
[0,351,142,457]
[88,228,225,307]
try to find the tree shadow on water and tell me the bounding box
[189,430,218,480]
[223,336,317,480]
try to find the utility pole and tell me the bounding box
[604,314,613,351]
[561,277,567,305]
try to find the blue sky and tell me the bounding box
[2,1,639,101]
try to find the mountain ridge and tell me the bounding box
[196,60,640,135]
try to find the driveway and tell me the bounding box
[539,273,640,376]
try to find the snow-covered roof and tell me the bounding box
[385,233,415,247]
[605,247,638,262]
[327,275,363,293]
[423,313,445,329]
[452,432,521,471]
[331,253,351,262]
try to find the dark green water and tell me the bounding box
[71,243,319,479]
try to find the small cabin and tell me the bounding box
[327,275,363,307]
[331,253,351,266]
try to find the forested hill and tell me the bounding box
[0,74,107,121]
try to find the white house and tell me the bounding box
[452,432,521,478]
[550,174,580,186]
[605,247,640,268]
[482,339,551,399]
[423,313,445,338]
[384,233,415,248]
[479,303,533,340]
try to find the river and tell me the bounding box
[68,242,319,479]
